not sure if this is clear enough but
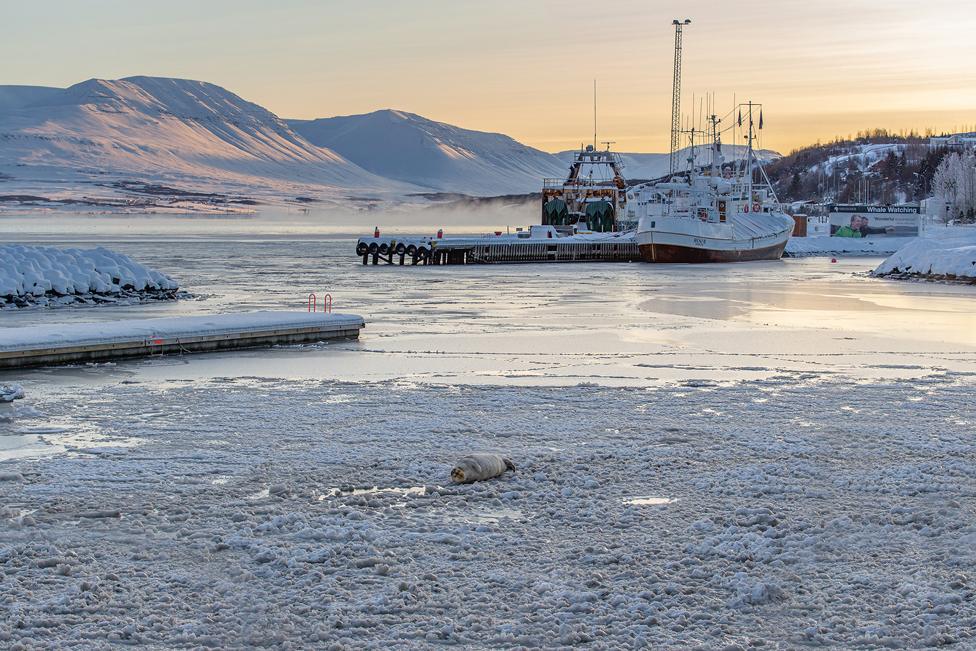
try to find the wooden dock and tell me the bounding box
[357,235,640,265]
[0,311,365,369]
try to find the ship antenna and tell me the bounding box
[669,18,691,175]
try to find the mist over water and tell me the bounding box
[0,203,540,239]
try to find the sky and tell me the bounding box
[3,0,975,154]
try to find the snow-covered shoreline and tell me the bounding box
[784,235,913,257]
[0,245,179,308]
[872,229,976,281]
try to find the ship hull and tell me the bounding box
[638,239,787,263]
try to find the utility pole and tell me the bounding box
[669,18,691,175]
[593,79,597,151]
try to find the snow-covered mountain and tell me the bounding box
[288,110,568,196]
[0,76,415,207]
[0,74,783,212]
[557,145,781,181]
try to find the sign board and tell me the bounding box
[828,205,919,237]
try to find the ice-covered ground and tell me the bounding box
[874,228,976,280]
[0,244,178,308]
[2,216,976,648]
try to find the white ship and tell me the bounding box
[628,104,794,263]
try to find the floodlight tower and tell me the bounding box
[669,18,691,175]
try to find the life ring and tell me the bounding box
[368,242,379,254]
[379,243,390,254]
[356,242,368,256]
[395,242,406,255]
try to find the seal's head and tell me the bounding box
[450,466,467,483]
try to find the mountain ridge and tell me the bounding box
[0,76,413,206]
[288,109,569,195]
[0,75,785,212]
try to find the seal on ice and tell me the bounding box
[450,453,516,484]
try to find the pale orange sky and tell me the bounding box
[3,0,975,154]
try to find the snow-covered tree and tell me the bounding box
[932,151,976,221]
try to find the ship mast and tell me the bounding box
[747,101,754,204]
[669,19,691,175]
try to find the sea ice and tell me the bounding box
[1,374,973,648]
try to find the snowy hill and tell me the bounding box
[0,76,416,210]
[557,145,781,181]
[763,133,945,204]
[288,110,568,196]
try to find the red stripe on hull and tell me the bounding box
[638,240,787,263]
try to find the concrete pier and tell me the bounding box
[0,311,365,369]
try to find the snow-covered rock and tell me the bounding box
[873,229,976,280]
[289,109,568,195]
[0,244,178,307]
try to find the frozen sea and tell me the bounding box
[2,213,976,649]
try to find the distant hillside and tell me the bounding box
[764,130,950,205]
[288,110,567,195]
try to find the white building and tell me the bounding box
[929,135,976,150]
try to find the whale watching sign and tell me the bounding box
[828,204,919,238]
